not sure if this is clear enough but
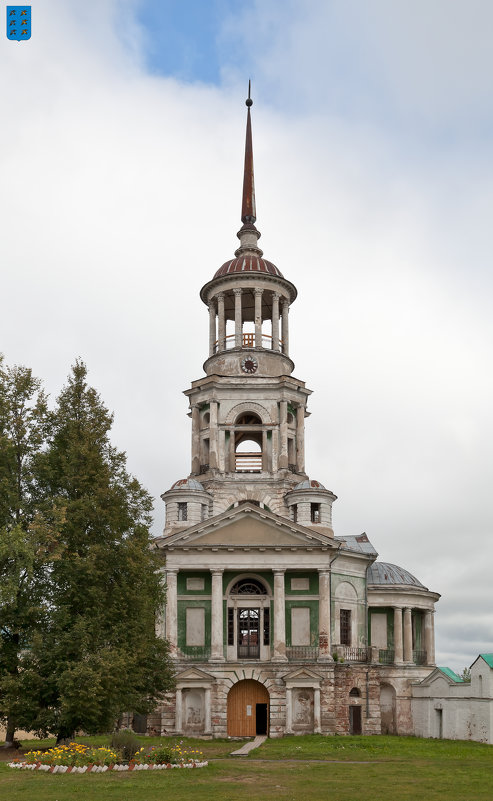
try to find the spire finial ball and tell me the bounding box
[246,97,253,107]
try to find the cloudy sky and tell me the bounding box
[2,0,492,670]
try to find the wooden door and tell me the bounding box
[227,679,269,736]
[349,705,362,735]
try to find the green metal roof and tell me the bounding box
[479,653,493,669]
[437,667,464,683]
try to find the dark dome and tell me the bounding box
[214,255,283,279]
[367,562,424,588]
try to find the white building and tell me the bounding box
[150,91,440,739]
[412,654,493,743]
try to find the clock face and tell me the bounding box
[241,355,258,374]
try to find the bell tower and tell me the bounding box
[174,86,313,518]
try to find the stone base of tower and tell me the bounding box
[150,660,431,739]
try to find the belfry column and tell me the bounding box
[217,293,226,351]
[296,403,305,473]
[211,569,224,661]
[255,288,263,347]
[403,607,413,662]
[262,428,268,472]
[234,288,242,347]
[279,401,288,469]
[272,569,288,662]
[209,401,218,469]
[318,569,331,659]
[394,607,403,664]
[165,569,178,657]
[208,299,216,357]
[272,292,280,351]
[191,405,200,475]
[281,298,289,356]
[228,430,236,472]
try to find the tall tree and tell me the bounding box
[28,360,173,740]
[0,357,54,746]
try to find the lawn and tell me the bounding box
[1,735,492,801]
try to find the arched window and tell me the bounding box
[236,412,262,425]
[230,578,267,595]
[349,687,361,698]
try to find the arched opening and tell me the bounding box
[227,576,270,659]
[380,683,397,735]
[235,436,262,472]
[349,687,361,698]
[227,679,269,736]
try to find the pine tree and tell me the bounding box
[25,360,173,740]
[0,357,54,746]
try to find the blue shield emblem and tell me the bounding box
[7,6,31,41]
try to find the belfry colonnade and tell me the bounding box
[207,287,290,357]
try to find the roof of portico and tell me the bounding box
[154,502,376,560]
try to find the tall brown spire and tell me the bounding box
[241,81,256,224]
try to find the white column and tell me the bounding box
[228,429,236,473]
[255,288,263,347]
[394,607,403,664]
[204,687,212,734]
[272,569,287,662]
[403,607,413,663]
[430,611,436,665]
[209,400,218,469]
[271,428,279,472]
[279,400,288,469]
[175,688,183,733]
[272,292,280,351]
[262,429,268,472]
[314,687,321,733]
[218,428,226,472]
[281,298,289,356]
[424,610,433,665]
[285,687,293,733]
[234,288,242,347]
[211,569,225,661]
[208,299,216,357]
[165,569,178,657]
[318,569,331,659]
[296,402,305,473]
[191,405,200,474]
[217,293,226,352]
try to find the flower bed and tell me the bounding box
[8,741,208,773]
[8,761,208,772]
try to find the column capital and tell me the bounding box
[272,290,280,300]
[210,568,224,576]
[208,297,216,308]
[273,568,286,576]
[233,287,243,296]
[166,568,179,576]
[318,568,330,577]
[254,287,263,296]
[216,291,225,299]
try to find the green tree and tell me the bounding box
[28,360,173,740]
[460,667,471,683]
[0,358,54,746]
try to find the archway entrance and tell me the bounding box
[227,679,270,737]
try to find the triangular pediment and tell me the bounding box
[175,666,215,683]
[416,667,463,687]
[283,667,324,682]
[157,503,337,550]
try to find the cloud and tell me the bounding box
[1,0,492,667]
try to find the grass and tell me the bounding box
[1,734,492,801]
